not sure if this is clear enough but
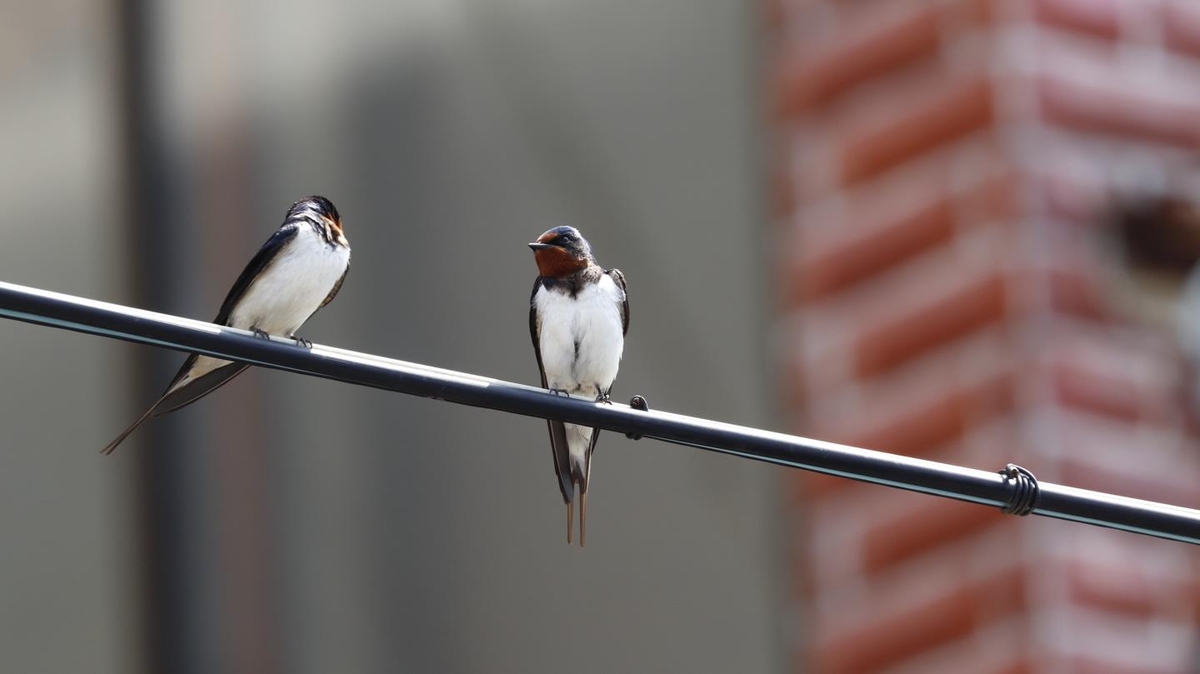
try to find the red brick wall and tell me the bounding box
[770,1,1200,672]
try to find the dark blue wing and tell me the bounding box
[212,223,299,325]
[607,268,629,336]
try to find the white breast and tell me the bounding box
[534,273,625,397]
[227,224,350,335]
[179,225,349,385]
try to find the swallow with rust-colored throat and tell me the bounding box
[101,195,351,454]
[528,226,629,546]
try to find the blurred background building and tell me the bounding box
[2,0,1200,673]
[773,0,1200,672]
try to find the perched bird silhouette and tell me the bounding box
[101,195,351,454]
[528,226,629,546]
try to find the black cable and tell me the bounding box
[1,279,1199,546]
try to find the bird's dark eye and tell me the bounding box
[554,235,571,246]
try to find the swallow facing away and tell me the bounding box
[529,226,629,546]
[101,196,351,454]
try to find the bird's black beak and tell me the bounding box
[528,242,552,251]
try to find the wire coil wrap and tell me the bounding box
[625,395,649,440]
[998,464,1039,516]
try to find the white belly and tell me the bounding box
[227,224,350,334]
[185,225,349,382]
[534,274,625,397]
[535,273,626,472]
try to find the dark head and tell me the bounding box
[288,195,347,246]
[528,226,593,278]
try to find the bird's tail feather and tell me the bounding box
[101,397,170,455]
[579,488,588,548]
[153,363,249,418]
[566,499,574,545]
[102,362,250,454]
[575,428,600,548]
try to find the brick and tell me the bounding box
[879,632,1030,674]
[1059,458,1200,511]
[854,272,1008,378]
[1057,657,1186,674]
[990,664,1033,674]
[1050,360,1173,425]
[772,0,1200,669]
[1064,559,1157,617]
[792,172,1018,302]
[963,171,1020,222]
[1033,0,1123,41]
[798,197,955,301]
[956,0,998,27]
[1040,173,1110,225]
[814,565,1026,674]
[794,330,1017,498]
[838,77,995,186]
[1163,1,1200,58]
[1049,267,1110,321]
[1037,76,1200,149]
[863,498,1007,574]
[794,472,849,502]
[848,370,1016,457]
[776,5,942,116]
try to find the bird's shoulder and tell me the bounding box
[604,267,627,296]
[530,275,549,304]
[213,222,301,325]
[604,268,629,336]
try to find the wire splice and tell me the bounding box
[998,463,1039,516]
[625,394,649,440]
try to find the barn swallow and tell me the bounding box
[529,226,629,546]
[101,195,351,454]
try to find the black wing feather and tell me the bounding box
[155,224,304,410]
[530,277,575,504]
[102,221,330,454]
[101,358,250,453]
[212,223,299,326]
[576,268,628,483]
[319,264,350,311]
[104,225,297,449]
[153,358,251,417]
[607,268,629,336]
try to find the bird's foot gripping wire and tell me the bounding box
[250,327,270,340]
[291,334,313,349]
[595,386,612,405]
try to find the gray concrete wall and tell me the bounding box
[1,1,783,672]
[0,4,138,673]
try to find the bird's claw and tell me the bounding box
[548,388,567,397]
[291,334,313,349]
[251,327,270,340]
[595,386,612,404]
